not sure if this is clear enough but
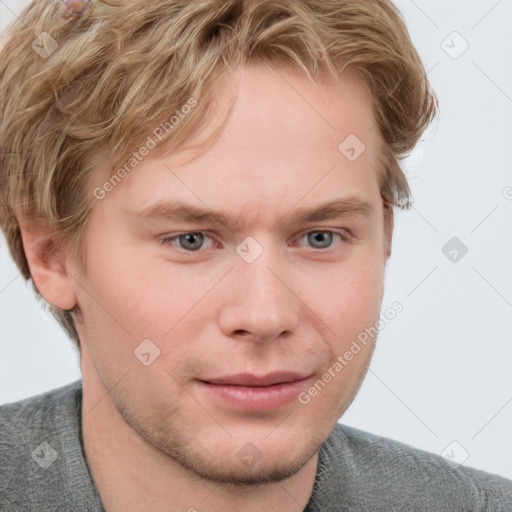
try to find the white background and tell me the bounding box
[1,0,511,479]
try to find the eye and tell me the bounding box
[160,229,347,253]
[296,230,345,250]
[160,232,214,251]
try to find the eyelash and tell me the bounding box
[159,229,349,252]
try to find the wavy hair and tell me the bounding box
[0,0,438,348]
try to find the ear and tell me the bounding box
[383,205,394,260]
[18,218,77,311]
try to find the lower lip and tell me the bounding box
[197,378,311,411]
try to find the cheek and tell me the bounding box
[79,228,165,328]
[77,245,219,376]
[79,271,174,346]
[322,251,385,331]
[308,260,383,413]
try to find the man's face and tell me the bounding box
[73,66,389,484]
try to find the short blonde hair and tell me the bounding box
[0,0,437,349]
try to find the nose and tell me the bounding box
[218,244,300,343]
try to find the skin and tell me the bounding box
[21,65,392,511]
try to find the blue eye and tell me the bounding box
[160,229,346,253]
[161,232,211,251]
[299,230,344,250]
[179,233,204,251]
[306,231,335,249]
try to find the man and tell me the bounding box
[0,0,510,510]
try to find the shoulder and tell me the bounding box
[0,380,104,511]
[0,379,83,423]
[0,380,83,460]
[308,423,512,512]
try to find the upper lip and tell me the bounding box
[201,371,312,387]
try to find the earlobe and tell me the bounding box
[19,220,77,311]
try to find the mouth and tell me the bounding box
[200,371,312,387]
[196,372,313,410]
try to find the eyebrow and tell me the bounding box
[136,197,374,231]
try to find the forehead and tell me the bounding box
[178,65,380,170]
[90,66,383,224]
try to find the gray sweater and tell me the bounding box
[1,380,511,511]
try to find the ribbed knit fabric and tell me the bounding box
[1,380,511,511]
